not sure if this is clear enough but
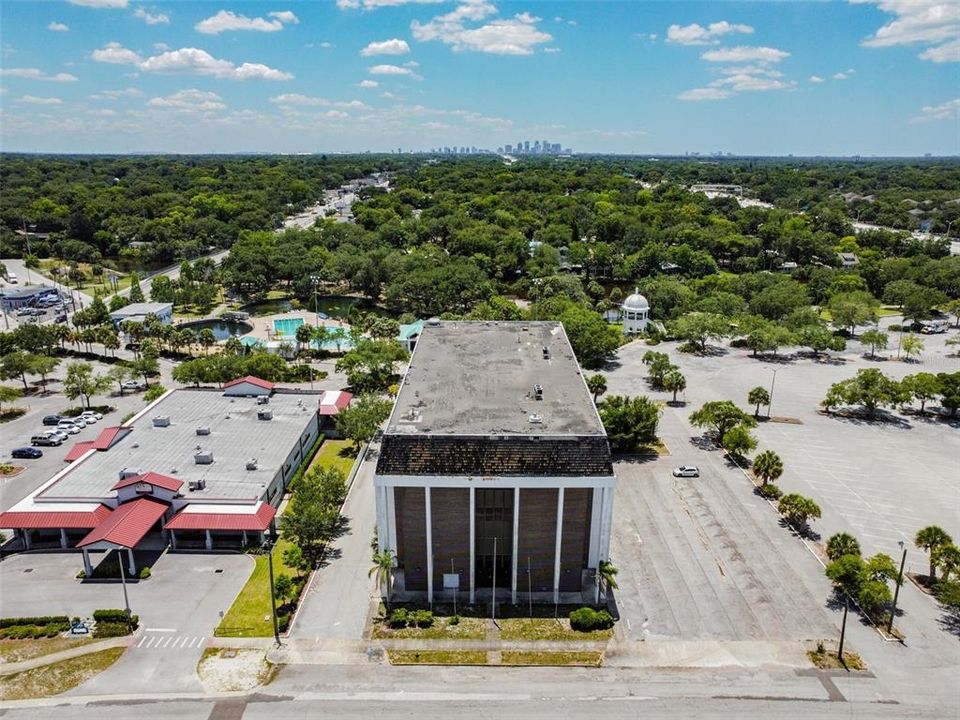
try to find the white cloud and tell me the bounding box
[92,44,293,80]
[833,71,850,80]
[48,22,70,32]
[134,8,169,25]
[67,0,127,7]
[361,38,411,56]
[153,42,170,51]
[677,87,733,101]
[667,21,754,45]
[0,68,78,82]
[910,97,960,122]
[270,94,368,110]
[369,63,413,75]
[852,0,959,62]
[195,9,299,34]
[320,42,334,48]
[809,74,825,83]
[701,45,790,63]
[711,73,795,92]
[543,47,560,53]
[412,2,553,55]
[357,79,379,88]
[92,42,143,65]
[338,0,444,9]
[16,95,64,105]
[90,87,144,100]
[148,89,225,111]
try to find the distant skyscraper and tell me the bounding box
[524,141,530,152]
[505,144,513,153]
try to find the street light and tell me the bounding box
[888,540,908,636]
[117,548,132,624]
[768,369,778,419]
[262,537,281,647]
[310,275,322,328]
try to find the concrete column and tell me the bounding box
[553,487,565,605]
[599,486,614,563]
[587,487,603,568]
[386,486,398,556]
[126,547,136,576]
[22,529,31,549]
[424,486,433,605]
[511,488,520,604]
[205,529,213,551]
[59,528,68,549]
[241,530,248,547]
[169,530,177,550]
[469,485,475,604]
[375,486,389,553]
[82,548,93,577]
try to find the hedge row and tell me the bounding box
[93,609,139,625]
[0,615,70,629]
[569,607,614,632]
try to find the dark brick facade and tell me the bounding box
[516,488,558,592]
[560,488,592,592]
[430,488,470,592]
[394,486,427,592]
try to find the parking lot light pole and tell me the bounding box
[118,549,132,618]
[768,369,778,419]
[838,594,849,661]
[263,538,281,647]
[888,541,908,635]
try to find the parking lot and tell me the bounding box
[0,550,253,693]
[610,410,836,642]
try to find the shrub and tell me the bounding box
[449,615,460,626]
[569,607,613,631]
[93,609,139,628]
[61,405,113,418]
[388,608,410,629]
[410,609,434,628]
[93,622,134,638]
[278,614,290,633]
[758,483,783,500]
[139,566,152,579]
[0,615,70,629]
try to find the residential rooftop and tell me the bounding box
[39,388,319,503]
[387,321,605,437]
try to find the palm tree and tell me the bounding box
[747,386,770,417]
[369,549,395,609]
[586,374,607,403]
[825,532,861,561]
[663,368,686,403]
[938,545,960,583]
[915,526,954,582]
[752,450,783,486]
[295,323,314,355]
[198,328,216,355]
[598,559,619,603]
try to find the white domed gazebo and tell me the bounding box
[621,288,650,335]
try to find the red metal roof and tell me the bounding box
[319,390,353,416]
[77,497,168,549]
[164,503,277,532]
[64,441,96,463]
[93,426,129,450]
[223,375,274,391]
[111,472,184,493]
[0,505,112,529]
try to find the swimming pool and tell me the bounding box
[273,317,305,337]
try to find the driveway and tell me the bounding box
[0,550,253,694]
[289,444,377,641]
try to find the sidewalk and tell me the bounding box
[0,636,131,675]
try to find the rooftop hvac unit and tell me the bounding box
[257,409,273,421]
[152,416,171,427]
[188,479,206,491]
[118,468,141,480]
[194,450,214,465]
[528,413,543,424]
[257,396,269,405]
[195,426,211,436]
[246,458,258,471]
[533,384,543,400]
[542,346,551,360]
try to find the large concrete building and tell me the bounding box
[0,383,322,576]
[374,321,616,606]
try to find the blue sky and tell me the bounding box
[0,0,957,155]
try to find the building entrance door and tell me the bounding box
[474,488,513,589]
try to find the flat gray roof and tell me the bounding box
[42,389,318,502]
[110,302,172,318]
[388,321,605,437]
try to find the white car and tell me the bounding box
[80,412,101,423]
[46,429,70,442]
[121,380,144,391]
[56,421,81,434]
[672,466,700,478]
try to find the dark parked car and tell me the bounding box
[11,447,43,459]
[42,415,62,426]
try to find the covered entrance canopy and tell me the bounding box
[77,496,169,576]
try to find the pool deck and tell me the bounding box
[246,309,351,344]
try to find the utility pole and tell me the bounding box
[491,537,497,622]
[768,369,778,419]
[888,541,907,635]
[263,538,281,646]
[838,595,849,661]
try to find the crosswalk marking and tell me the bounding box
[135,634,204,651]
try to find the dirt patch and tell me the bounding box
[0,637,92,664]
[197,648,276,692]
[0,647,124,700]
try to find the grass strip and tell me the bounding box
[387,650,487,665]
[0,646,125,700]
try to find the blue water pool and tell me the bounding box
[273,317,305,337]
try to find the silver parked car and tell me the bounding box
[672,466,700,478]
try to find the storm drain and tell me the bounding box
[23,568,33,573]
[215,568,223,574]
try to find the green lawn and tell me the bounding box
[498,618,614,641]
[0,646,125,700]
[214,541,301,637]
[388,650,487,665]
[309,439,357,477]
[372,616,486,640]
[501,650,603,666]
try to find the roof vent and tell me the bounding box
[152,416,170,427]
[196,426,211,436]
[533,384,543,400]
[194,450,214,465]
[528,413,543,424]
[257,396,269,405]
[118,468,140,480]
[246,458,258,471]
[257,409,273,421]
[542,346,551,360]
[188,479,206,491]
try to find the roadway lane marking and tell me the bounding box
[144,628,177,632]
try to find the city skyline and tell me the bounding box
[0,1,957,156]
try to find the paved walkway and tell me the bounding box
[0,636,131,675]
